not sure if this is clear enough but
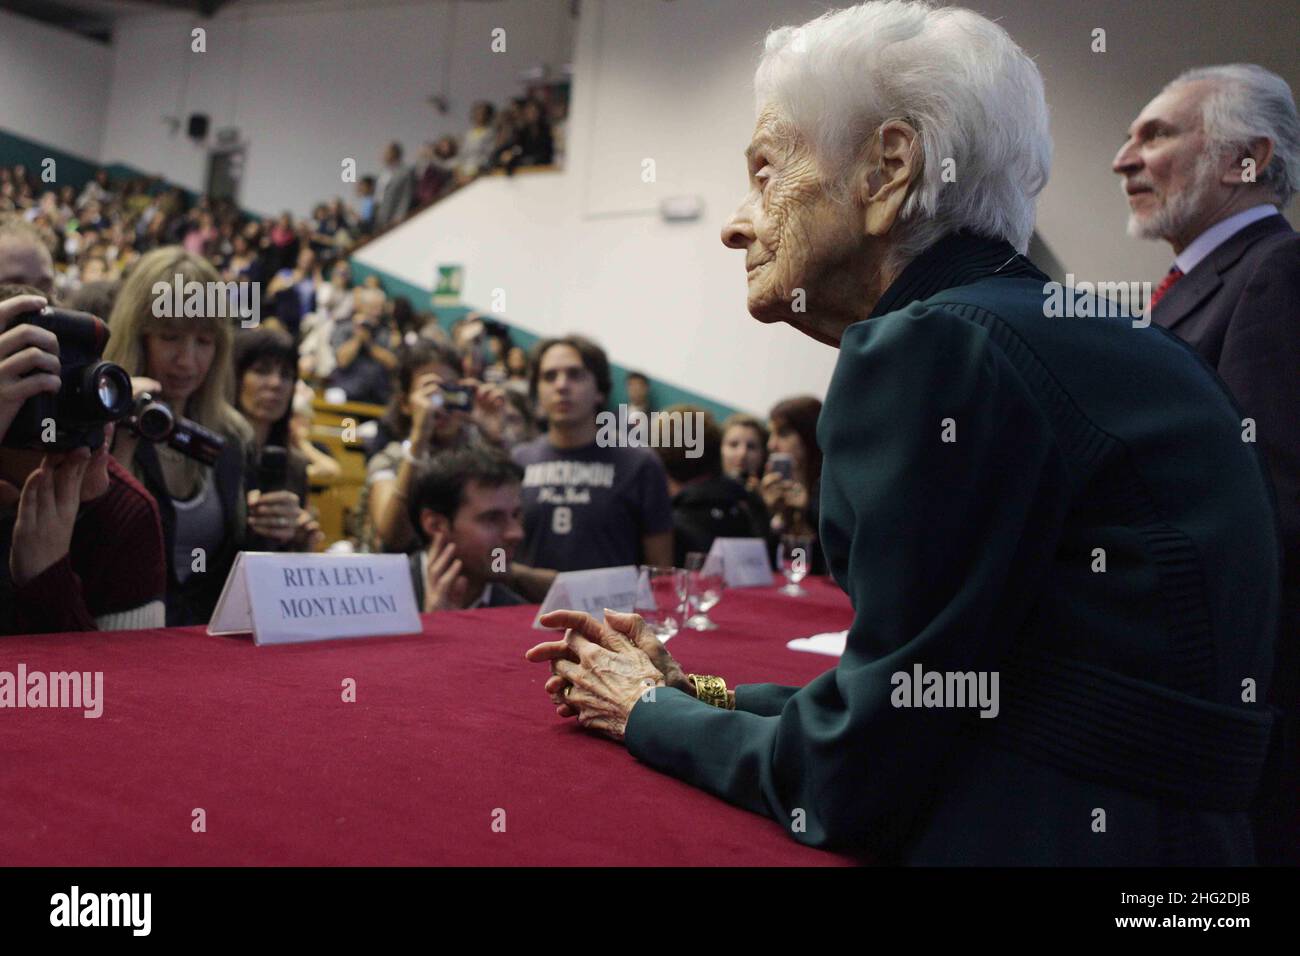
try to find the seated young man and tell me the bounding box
[0,287,166,634]
[406,444,529,611]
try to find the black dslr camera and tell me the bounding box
[0,306,133,452]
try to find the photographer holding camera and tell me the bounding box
[360,341,507,552]
[327,286,398,406]
[0,287,166,635]
[103,247,309,626]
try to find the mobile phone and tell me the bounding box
[258,445,289,492]
[768,453,794,481]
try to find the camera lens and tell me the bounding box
[96,370,121,409]
[134,398,174,442]
[76,362,134,421]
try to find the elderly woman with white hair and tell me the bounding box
[527,1,1281,865]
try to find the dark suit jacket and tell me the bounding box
[1153,212,1300,863]
[1153,213,1299,573]
[625,231,1280,865]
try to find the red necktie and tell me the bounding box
[1149,266,1184,310]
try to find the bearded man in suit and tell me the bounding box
[1115,63,1299,865]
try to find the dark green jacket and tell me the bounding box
[625,232,1280,865]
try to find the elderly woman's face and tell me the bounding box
[722,109,862,332]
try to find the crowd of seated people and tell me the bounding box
[0,208,806,633]
[354,90,567,234]
[0,85,565,302]
[1,163,359,309]
[2,95,808,638]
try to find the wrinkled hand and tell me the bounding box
[0,294,59,445]
[524,609,667,741]
[603,609,691,694]
[8,448,93,586]
[423,531,468,611]
[525,608,688,716]
[247,488,302,543]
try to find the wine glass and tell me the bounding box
[684,552,726,631]
[635,566,688,640]
[777,534,814,596]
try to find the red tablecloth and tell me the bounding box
[0,577,857,866]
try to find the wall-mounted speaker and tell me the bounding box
[187,113,210,140]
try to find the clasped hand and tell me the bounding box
[524,608,691,741]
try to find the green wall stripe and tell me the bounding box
[347,259,738,421]
[0,127,101,191]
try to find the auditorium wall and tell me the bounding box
[0,9,112,164]
[98,0,575,218]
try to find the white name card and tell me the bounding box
[532,565,639,629]
[208,552,422,646]
[787,630,848,658]
[706,537,773,588]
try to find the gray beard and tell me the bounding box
[1127,153,1222,242]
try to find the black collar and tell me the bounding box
[870,230,1048,319]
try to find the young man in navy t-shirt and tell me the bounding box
[509,335,673,600]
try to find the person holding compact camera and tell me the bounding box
[359,340,507,553]
[327,286,398,406]
[760,395,826,576]
[759,396,822,535]
[103,247,308,626]
[0,287,166,635]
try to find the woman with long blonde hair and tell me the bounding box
[106,246,306,625]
